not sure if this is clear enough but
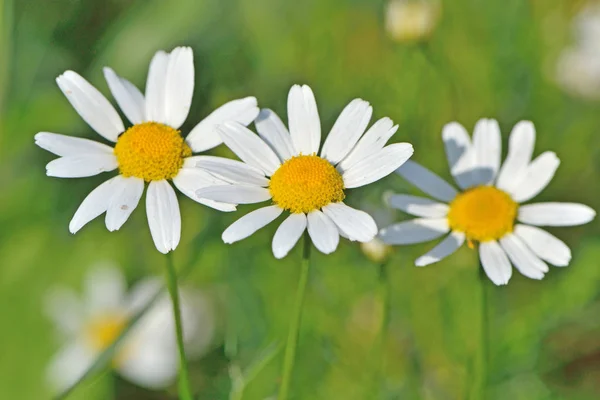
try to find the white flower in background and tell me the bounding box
[556,3,600,99]
[34,46,259,253]
[196,85,414,259]
[360,238,392,264]
[385,0,441,43]
[44,265,215,391]
[379,119,596,285]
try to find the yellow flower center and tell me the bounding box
[269,155,345,214]
[447,186,518,242]
[84,313,128,352]
[114,122,192,181]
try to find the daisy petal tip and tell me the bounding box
[414,256,434,267]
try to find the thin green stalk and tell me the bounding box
[371,262,391,397]
[165,252,193,400]
[278,232,311,400]
[470,266,488,400]
[418,43,460,118]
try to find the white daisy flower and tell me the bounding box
[44,264,215,392]
[385,0,441,43]
[379,119,596,285]
[556,3,600,99]
[196,84,414,259]
[34,46,259,253]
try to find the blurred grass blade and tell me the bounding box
[229,342,281,400]
[0,0,13,113]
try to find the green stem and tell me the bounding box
[165,252,193,400]
[278,232,311,400]
[373,262,390,397]
[471,266,488,400]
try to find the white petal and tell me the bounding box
[255,108,296,161]
[342,143,414,188]
[217,122,281,175]
[47,342,96,392]
[46,154,118,178]
[35,132,114,157]
[222,205,283,243]
[69,176,121,233]
[415,231,465,266]
[190,155,269,186]
[125,278,162,315]
[145,50,169,123]
[395,160,458,202]
[479,240,512,286]
[386,194,449,218]
[103,67,146,125]
[378,218,449,245]
[117,338,178,390]
[307,210,340,254]
[287,84,320,155]
[472,118,501,185]
[172,168,236,212]
[322,202,378,242]
[442,121,477,190]
[337,117,398,171]
[509,152,560,203]
[163,47,194,128]
[105,176,144,231]
[84,264,128,312]
[186,97,259,153]
[196,185,271,204]
[43,287,83,336]
[272,213,307,259]
[146,180,181,254]
[499,233,548,280]
[56,70,124,142]
[513,224,572,267]
[518,202,596,226]
[496,121,535,192]
[320,99,372,165]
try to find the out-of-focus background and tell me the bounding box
[1,0,599,399]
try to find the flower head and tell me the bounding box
[385,0,441,43]
[35,47,259,253]
[556,3,600,99]
[379,119,596,285]
[44,264,215,391]
[197,85,414,258]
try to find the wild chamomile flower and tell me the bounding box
[196,85,414,258]
[35,47,258,253]
[556,3,600,99]
[385,0,441,43]
[379,119,596,285]
[44,265,215,391]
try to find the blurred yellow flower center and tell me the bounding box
[84,313,128,352]
[447,186,518,242]
[114,122,192,182]
[269,155,345,213]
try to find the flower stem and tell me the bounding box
[278,232,311,400]
[470,266,488,400]
[165,252,193,400]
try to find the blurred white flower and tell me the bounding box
[360,238,392,264]
[34,46,259,254]
[385,0,441,43]
[556,3,600,99]
[380,119,596,285]
[44,264,215,392]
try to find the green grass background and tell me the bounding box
[0,0,599,399]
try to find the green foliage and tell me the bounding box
[0,0,598,399]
